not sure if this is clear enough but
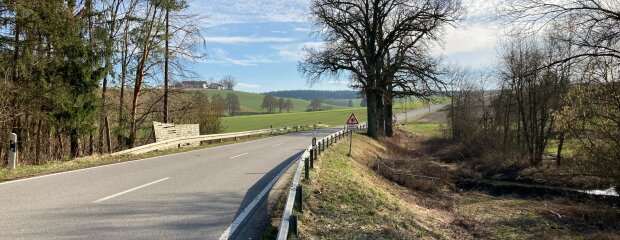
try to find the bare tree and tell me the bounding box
[220,75,237,90]
[300,0,463,138]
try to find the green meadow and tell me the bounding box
[220,107,368,133]
[196,89,345,114]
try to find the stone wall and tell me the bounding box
[153,122,200,142]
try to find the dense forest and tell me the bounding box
[0,0,223,165]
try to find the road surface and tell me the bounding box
[0,104,446,240]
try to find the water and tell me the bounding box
[580,187,618,197]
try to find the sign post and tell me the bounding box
[346,113,360,156]
[9,133,17,170]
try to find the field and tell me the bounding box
[323,98,363,107]
[193,89,345,114]
[219,107,367,133]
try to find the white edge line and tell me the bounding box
[229,153,249,159]
[272,143,284,147]
[93,177,170,203]
[218,152,302,240]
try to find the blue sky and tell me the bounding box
[184,0,499,93]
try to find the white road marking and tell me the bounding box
[218,153,301,240]
[272,143,284,147]
[93,177,170,203]
[0,135,270,186]
[229,153,249,159]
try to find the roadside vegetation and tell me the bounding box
[292,112,620,239]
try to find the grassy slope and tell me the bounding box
[323,98,363,107]
[220,107,367,133]
[299,134,435,239]
[197,89,345,113]
[299,131,620,239]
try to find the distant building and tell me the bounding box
[181,81,207,89]
[207,83,225,90]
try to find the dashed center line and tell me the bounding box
[93,177,170,203]
[229,153,249,159]
[272,143,284,147]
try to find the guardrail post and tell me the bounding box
[310,149,314,168]
[8,133,17,170]
[289,214,298,237]
[295,185,303,212]
[321,139,325,151]
[304,157,309,180]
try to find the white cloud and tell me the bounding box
[294,27,311,32]
[463,0,498,20]
[187,0,310,26]
[237,83,261,89]
[433,23,500,56]
[205,36,295,44]
[273,41,324,61]
[206,48,273,66]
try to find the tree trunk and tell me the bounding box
[118,22,130,149]
[70,129,79,159]
[366,89,378,138]
[384,95,394,137]
[129,3,159,148]
[556,132,565,167]
[163,6,170,123]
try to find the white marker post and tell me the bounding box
[8,133,17,170]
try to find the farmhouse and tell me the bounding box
[207,83,225,90]
[181,81,207,89]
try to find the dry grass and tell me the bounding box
[297,131,620,239]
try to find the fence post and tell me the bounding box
[310,149,314,168]
[295,185,303,212]
[289,214,298,237]
[304,157,309,180]
[8,133,17,170]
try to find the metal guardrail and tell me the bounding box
[277,124,367,239]
[112,124,327,156]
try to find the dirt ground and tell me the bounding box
[414,108,449,124]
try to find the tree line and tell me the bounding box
[265,90,360,100]
[0,0,216,166]
[260,94,294,113]
[450,0,619,182]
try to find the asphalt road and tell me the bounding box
[0,104,446,240]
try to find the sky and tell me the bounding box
[183,0,500,93]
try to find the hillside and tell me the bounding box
[185,89,346,114]
[265,90,360,101]
[220,107,367,133]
